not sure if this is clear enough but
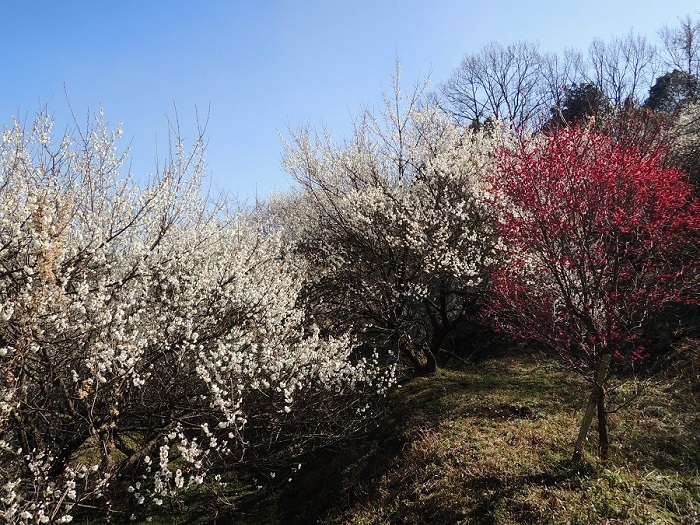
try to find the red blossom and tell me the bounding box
[486,126,700,377]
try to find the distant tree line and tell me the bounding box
[440,15,700,130]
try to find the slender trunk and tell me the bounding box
[572,394,597,462]
[423,326,449,375]
[597,388,609,459]
[572,354,611,461]
[416,283,455,376]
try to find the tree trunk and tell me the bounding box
[424,326,450,375]
[402,345,424,371]
[572,354,611,461]
[597,387,609,459]
[417,350,437,375]
[403,343,436,376]
[572,394,597,462]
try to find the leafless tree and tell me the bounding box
[659,15,700,78]
[540,47,586,125]
[441,41,548,130]
[658,15,700,106]
[586,31,658,107]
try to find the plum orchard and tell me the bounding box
[0,111,392,523]
[3,93,697,524]
[488,127,700,459]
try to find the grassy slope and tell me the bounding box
[144,350,699,525]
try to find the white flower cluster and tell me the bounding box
[0,110,389,522]
[673,101,700,156]
[0,446,107,524]
[276,76,511,369]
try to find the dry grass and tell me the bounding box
[314,354,700,525]
[136,347,700,524]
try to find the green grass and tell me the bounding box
[133,348,700,525]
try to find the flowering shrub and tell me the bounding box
[487,126,700,458]
[277,76,510,373]
[0,110,390,523]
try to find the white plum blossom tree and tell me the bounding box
[0,109,389,523]
[278,73,508,374]
[670,100,700,185]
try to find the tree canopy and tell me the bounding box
[487,126,700,457]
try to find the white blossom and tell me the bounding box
[0,108,388,520]
[275,73,511,371]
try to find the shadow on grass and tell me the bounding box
[269,358,586,524]
[461,460,598,525]
[218,352,699,525]
[623,399,700,477]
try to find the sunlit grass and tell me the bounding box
[316,352,700,525]
[130,346,699,524]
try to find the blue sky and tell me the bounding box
[2,1,698,201]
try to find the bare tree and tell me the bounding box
[441,41,548,130]
[586,31,657,107]
[658,15,700,104]
[540,47,586,125]
[659,15,700,78]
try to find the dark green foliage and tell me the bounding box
[548,83,611,128]
[645,69,699,113]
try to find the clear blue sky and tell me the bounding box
[1,1,698,201]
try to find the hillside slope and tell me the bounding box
[145,350,699,524]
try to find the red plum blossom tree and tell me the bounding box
[487,126,700,459]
